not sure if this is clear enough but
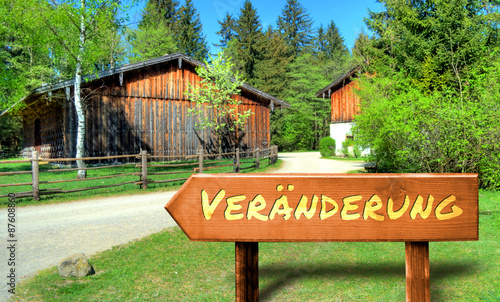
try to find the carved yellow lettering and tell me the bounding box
[363,195,385,221]
[435,195,463,220]
[410,195,434,219]
[341,195,362,220]
[319,195,339,220]
[269,195,293,220]
[294,195,319,219]
[224,195,245,220]
[247,195,268,221]
[202,189,225,220]
[387,195,410,220]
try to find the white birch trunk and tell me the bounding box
[75,0,87,179]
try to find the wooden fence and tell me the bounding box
[0,146,279,201]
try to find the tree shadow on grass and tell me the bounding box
[259,261,479,301]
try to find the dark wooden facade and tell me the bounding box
[316,67,361,123]
[10,53,289,159]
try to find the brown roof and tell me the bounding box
[2,52,290,116]
[315,66,361,98]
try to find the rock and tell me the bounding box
[58,253,95,278]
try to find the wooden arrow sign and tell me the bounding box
[164,173,478,242]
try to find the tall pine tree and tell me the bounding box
[139,0,180,28]
[177,0,209,60]
[254,26,293,98]
[129,0,179,62]
[233,0,263,83]
[215,13,236,49]
[277,0,314,58]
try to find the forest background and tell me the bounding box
[1,0,499,189]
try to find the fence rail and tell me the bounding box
[0,146,279,201]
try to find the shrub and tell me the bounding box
[354,68,500,189]
[319,137,336,157]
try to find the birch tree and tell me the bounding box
[41,0,126,178]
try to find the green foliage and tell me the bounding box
[232,0,263,83]
[13,190,500,300]
[132,0,208,61]
[355,0,500,189]
[319,136,336,157]
[185,50,252,151]
[127,20,177,63]
[253,26,293,98]
[277,0,314,58]
[215,13,236,49]
[176,0,209,60]
[273,54,331,151]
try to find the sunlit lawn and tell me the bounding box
[12,190,499,301]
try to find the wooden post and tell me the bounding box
[235,242,259,302]
[234,148,240,173]
[32,151,39,201]
[198,148,203,174]
[141,150,148,190]
[255,148,260,170]
[405,242,430,302]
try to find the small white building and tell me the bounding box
[316,67,361,156]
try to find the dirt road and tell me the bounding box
[0,152,363,301]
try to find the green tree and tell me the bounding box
[128,20,177,62]
[233,0,263,83]
[130,0,178,62]
[253,26,293,98]
[317,21,348,62]
[315,21,353,81]
[274,54,330,151]
[185,50,252,153]
[355,0,500,189]
[139,0,180,28]
[215,13,236,49]
[277,0,314,58]
[177,0,209,60]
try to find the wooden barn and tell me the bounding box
[3,53,289,159]
[315,67,361,153]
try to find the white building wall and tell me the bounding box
[330,122,354,155]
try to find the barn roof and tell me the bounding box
[315,66,361,99]
[1,52,290,116]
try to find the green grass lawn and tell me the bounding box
[0,157,281,208]
[12,190,499,301]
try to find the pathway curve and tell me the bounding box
[0,152,363,301]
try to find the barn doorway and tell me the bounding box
[34,118,41,153]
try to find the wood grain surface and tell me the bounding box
[165,173,478,242]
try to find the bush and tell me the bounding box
[319,137,336,157]
[354,67,500,189]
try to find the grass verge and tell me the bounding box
[0,158,282,208]
[12,190,500,301]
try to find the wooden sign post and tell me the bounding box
[164,174,478,301]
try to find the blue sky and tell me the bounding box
[129,0,384,52]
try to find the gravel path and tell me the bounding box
[0,152,363,301]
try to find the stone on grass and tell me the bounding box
[58,253,95,278]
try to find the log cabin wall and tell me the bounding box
[18,55,277,159]
[330,79,360,123]
[21,100,65,158]
[79,59,271,158]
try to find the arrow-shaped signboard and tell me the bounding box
[164,173,478,242]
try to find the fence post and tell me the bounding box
[255,148,260,170]
[198,148,204,174]
[234,148,240,173]
[141,150,148,190]
[32,151,39,201]
[274,146,278,164]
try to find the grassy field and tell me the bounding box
[12,190,499,301]
[0,157,279,207]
